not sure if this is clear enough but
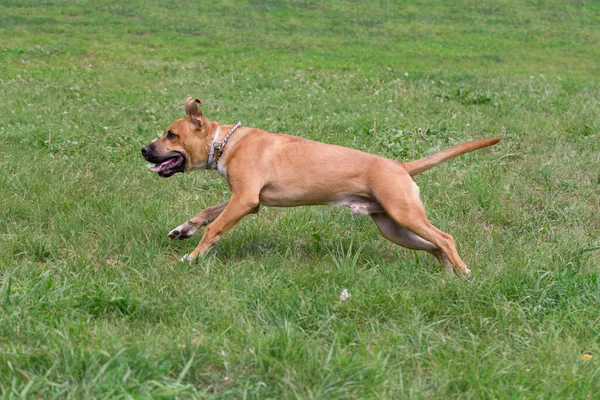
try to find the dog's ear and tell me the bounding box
[184,97,206,129]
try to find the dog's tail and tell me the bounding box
[403,137,502,177]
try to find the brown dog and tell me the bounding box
[142,97,501,276]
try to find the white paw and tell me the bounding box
[461,267,472,278]
[180,254,195,262]
[168,222,198,240]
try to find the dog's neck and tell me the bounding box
[205,121,242,170]
[206,125,221,169]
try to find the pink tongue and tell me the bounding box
[151,158,177,172]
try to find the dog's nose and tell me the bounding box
[141,145,151,157]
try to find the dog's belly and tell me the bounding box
[258,186,332,207]
[259,187,383,215]
[328,195,384,215]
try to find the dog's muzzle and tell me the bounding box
[142,145,186,178]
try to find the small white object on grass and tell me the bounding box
[340,288,351,302]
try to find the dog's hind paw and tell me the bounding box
[459,266,472,278]
[168,222,198,240]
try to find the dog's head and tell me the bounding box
[142,97,212,178]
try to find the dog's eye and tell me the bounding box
[166,131,176,140]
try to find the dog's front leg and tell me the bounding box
[168,201,229,240]
[183,196,260,261]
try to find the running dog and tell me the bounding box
[142,97,501,275]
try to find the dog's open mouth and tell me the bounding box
[150,152,186,178]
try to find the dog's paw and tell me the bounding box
[180,254,196,262]
[168,222,198,240]
[459,267,472,279]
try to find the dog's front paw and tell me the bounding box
[180,254,196,262]
[168,222,199,240]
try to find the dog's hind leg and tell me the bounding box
[168,202,229,240]
[370,212,453,274]
[370,170,470,276]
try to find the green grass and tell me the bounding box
[1,0,600,398]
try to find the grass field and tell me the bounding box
[1,0,600,398]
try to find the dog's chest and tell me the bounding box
[217,164,227,178]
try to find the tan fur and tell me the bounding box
[144,97,502,276]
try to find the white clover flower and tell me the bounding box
[340,288,351,301]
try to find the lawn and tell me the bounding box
[1,0,599,398]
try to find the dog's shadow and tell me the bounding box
[163,206,444,270]
[165,223,437,271]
